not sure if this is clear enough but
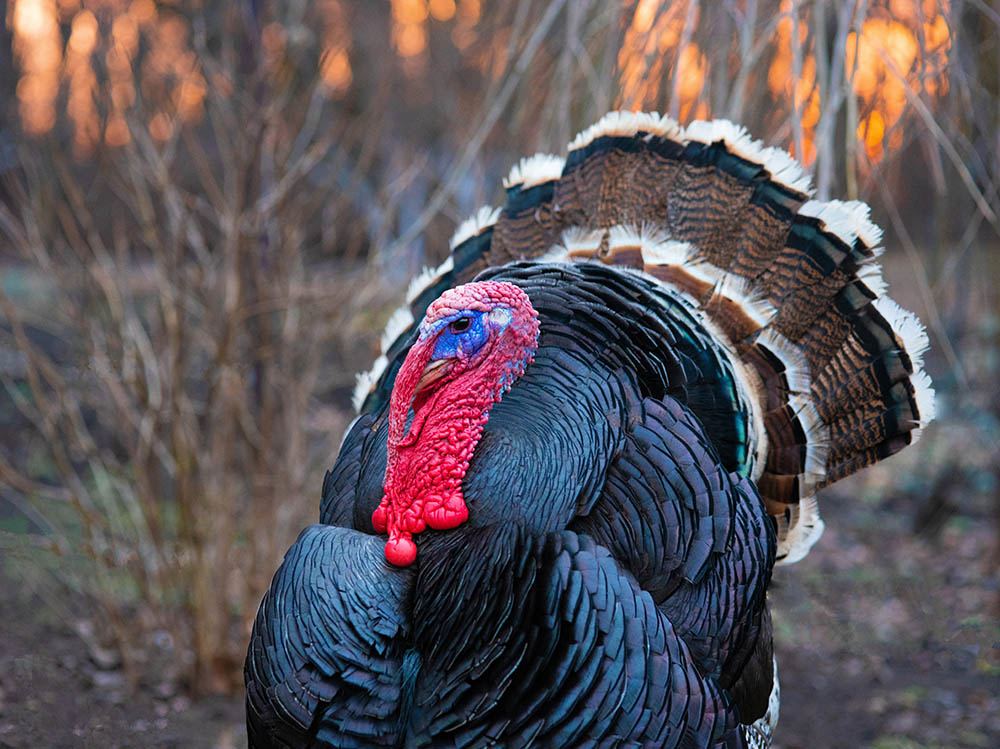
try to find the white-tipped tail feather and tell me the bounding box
[449,205,501,250]
[381,307,415,353]
[871,295,936,435]
[558,226,605,254]
[775,495,825,565]
[503,153,565,190]
[872,296,931,365]
[407,256,455,305]
[872,295,936,431]
[841,199,884,248]
[638,237,697,267]
[682,119,757,160]
[791,396,831,487]
[754,330,811,394]
[682,259,728,288]
[857,261,888,298]
[910,368,938,439]
[683,119,812,194]
[758,145,814,195]
[608,223,670,251]
[714,276,779,329]
[352,354,388,413]
[798,199,882,249]
[568,110,682,151]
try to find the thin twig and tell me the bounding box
[874,170,968,388]
[380,0,568,264]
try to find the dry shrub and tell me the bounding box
[1,3,370,695]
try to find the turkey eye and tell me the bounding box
[450,317,472,334]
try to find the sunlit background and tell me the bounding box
[2,1,965,168]
[0,1,997,746]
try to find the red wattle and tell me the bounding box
[371,500,389,533]
[384,533,417,566]
[425,500,468,530]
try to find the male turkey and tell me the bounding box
[244,111,935,747]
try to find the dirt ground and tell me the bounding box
[2,425,998,748]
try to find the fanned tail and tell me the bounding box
[355,111,935,564]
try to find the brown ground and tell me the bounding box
[2,420,997,748]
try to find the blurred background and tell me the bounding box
[0,1,996,746]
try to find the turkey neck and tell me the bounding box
[375,292,538,567]
[384,367,499,528]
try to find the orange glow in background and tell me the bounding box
[619,1,709,123]
[318,0,353,97]
[388,0,479,76]
[767,0,820,164]
[8,0,207,155]
[7,0,951,167]
[617,0,951,168]
[848,0,951,162]
[11,0,63,136]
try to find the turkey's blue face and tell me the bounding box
[425,308,511,359]
[413,307,515,398]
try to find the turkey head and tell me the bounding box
[372,280,540,566]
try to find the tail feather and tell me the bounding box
[503,153,565,190]
[356,110,935,564]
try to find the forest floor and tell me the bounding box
[2,388,998,748]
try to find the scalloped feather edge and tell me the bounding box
[798,199,883,250]
[568,110,683,151]
[551,225,774,478]
[407,256,455,305]
[909,369,937,440]
[714,276,779,329]
[559,116,932,487]
[857,261,888,298]
[608,224,699,266]
[755,328,812,394]
[790,396,831,487]
[449,205,501,250]
[503,153,565,190]
[557,226,603,254]
[609,223,669,248]
[683,119,813,195]
[568,113,897,249]
[775,495,825,564]
[872,295,936,435]
[607,225,780,328]
[352,354,388,413]
[872,296,931,367]
[639,238,697,267]
[840,199,883,248]
[568,111,814,199]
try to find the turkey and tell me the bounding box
[244,111,935,747]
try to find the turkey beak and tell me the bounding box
[414,358,451,398]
